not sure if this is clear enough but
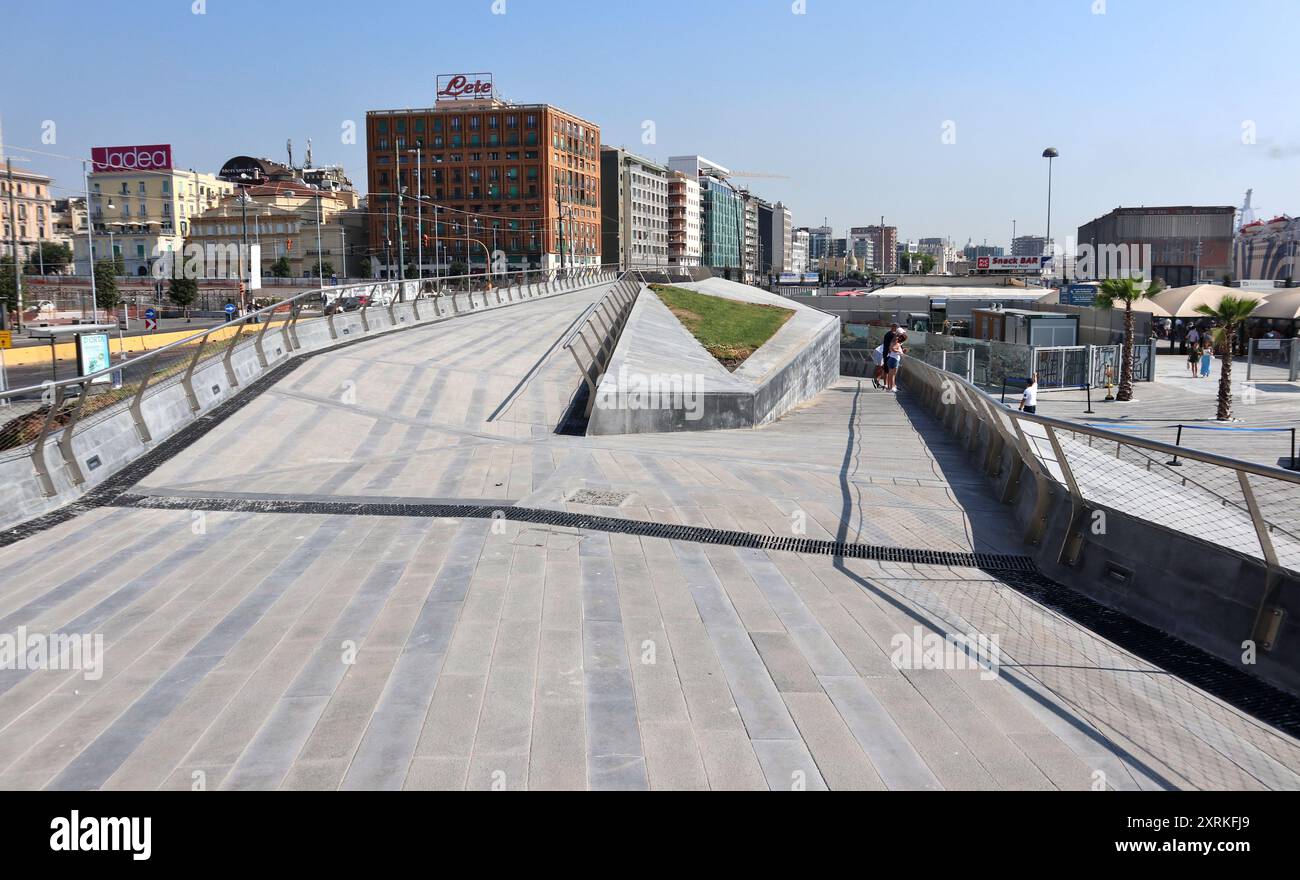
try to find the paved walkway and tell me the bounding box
[0,287,1296,790]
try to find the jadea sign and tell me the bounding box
[91,144,173,173]
[436,73,494,101]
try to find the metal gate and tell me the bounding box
[1247,338,1300,382]
[1031,344,1136,389]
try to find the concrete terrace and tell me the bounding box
[0,281,1297,790]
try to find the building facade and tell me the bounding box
[189,180,365,279]
[367,86,600,276]
[848,227,876,271]
[1011,234,1047,257]
[1,163,55,266]
[864,225,898,272]
[667,171,701,267]
[74,148,233,276]
[791,228,809,274]
[600,146,668,269]
[1077,206,1235,286]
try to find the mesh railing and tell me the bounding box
[902,357,1300,576]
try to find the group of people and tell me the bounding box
[1186,334,1216,379]
[871,323,907,392]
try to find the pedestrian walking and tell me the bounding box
[1188,343,1201,378]
[1200,340,1213,378]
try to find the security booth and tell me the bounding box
[971,308,1078,347]
[26,324,119,383]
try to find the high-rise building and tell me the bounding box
[367,78,601,276]
[917,236,949,273]
[668,155,741,273]
[863,225,897,272]
[791,228,809,274]
[758,201,792,276]
[1011,235,1047,257]
[601,146,668,268]
[848,227,876,270]
[74,145,234,276]
[803,225,833,267]
[963,241,1004,260]
[667,170,701,267]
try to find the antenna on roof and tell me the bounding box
[306,138,313,169]
[287,139,294,169]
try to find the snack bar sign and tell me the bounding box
[436,73,495,102]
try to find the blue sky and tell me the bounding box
[3,0,1298,247]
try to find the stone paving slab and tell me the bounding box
[0,283,1296,790]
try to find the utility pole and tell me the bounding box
[5,158,21,330]
[413,147,423,278]
[83,160,97,321]
[315,192,324,289]
[394,143,405,280]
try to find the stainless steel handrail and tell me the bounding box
[0,263,626,402]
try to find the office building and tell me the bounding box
[667,170,701,267]
[1077,205,1235,286]
[601,146,668,268]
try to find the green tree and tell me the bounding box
[449,259,467,278]
[0,256,16,314]
[1194,295,1262,421]
[318,261,334,278]
[269,256,292,278]
[23,242,73,274]
[916,253,936,274]
[1095,277,1164,401]
[168,276,199,322]
[93,259,120,312]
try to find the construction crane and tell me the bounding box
[724,170,791,180]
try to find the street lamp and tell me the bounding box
[1042,147,1059,280]
[406,147,422,279]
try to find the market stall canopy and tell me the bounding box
[1150,283,1268,317]
[1250,289,1300,320]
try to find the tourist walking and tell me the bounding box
[1200,339,1213,378]
[874,323,900,389]
[1188,343,1201,378]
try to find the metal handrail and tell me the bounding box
[1,263,625,403]
[902,356,1300,585]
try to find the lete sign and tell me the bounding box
[91,144,173,173]
[436,73,494,101]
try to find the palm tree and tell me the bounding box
[1094,277,1164,401]
[1193,295,1262,421]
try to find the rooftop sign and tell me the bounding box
[436,73,495,102]
[91,144,173,173]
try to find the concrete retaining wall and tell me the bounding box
[587,278,839,435]
[0,272,620,536]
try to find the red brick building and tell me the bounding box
[366,82,600,278]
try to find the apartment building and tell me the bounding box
[600,146,669,268]
[667,170,701,267]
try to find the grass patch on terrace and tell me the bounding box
[650,284,794,370]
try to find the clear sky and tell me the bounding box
[3,0,1297,248]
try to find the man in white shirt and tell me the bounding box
[1018,373,1039,415]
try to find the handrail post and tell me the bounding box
[29,384,64,496]
[56,380,92,486]
[253,310,274,368]
[359,303,371,332]
[181,331,213,413]
[1238,471,1279,569]
[129,366,155,443]
[282,303,301,353]
[222,321,247,390]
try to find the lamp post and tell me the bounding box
[407,146,422,277]
[315,191,324,289]
[1042,147,1059,280]
[393,143,405,280]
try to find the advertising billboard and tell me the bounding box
[91,144,173,173]
[76,333,112,384]
[436,73,495,102]
[976,255,1046,273]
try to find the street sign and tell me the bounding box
[144,308,157,320]
[1063,284,1098,306]
[144,318,158,331]
[0,330,10,350]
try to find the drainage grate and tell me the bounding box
[995,568,1300,739]
[110,492,1036,572]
